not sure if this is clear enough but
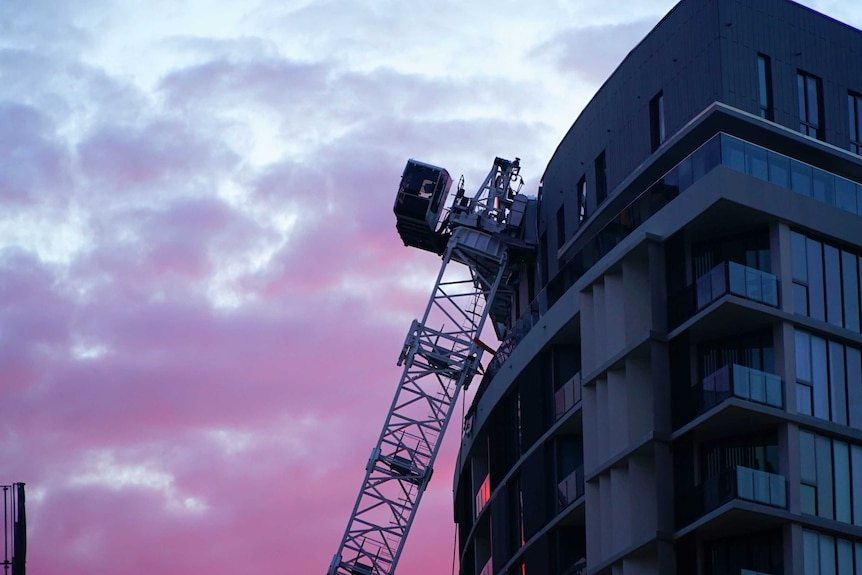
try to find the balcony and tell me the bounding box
[702,364,784,412]
[670,262,779,328]
[677,466,787,528]
[675,364,784,430]
[554,372,582,421]
[696,262,778,310]
[557,465,585,511]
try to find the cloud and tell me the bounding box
[529,18,661,85]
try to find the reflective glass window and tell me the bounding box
[812,336,829,420]
[757,55,773,120]
[819,532,836,575]
[852,445,862,525]
[816,434,834,520]
[807,239,825,321]
[834,440,851,523]
[850,92,862,155]
[824,245,843,326]
[830,341,847,426]
[792,231,809,282]
[842,251,860,332]
[847,348,862,430]
[837,539,853,575]
[797,330,812,382]
[798,382,814,415]
[800,430,817,483]
[804,530,819,575]
[794,284,809,315]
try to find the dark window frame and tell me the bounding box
[797,70,825,140]
[850,91,862,155]
[595,150,607,206]
[757,54,774,121]
[649,91,666,152]
[577,175,587,224]
[556,204,566,249]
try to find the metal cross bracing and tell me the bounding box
[328,227,510,575]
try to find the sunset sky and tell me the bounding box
[2,1,862,574]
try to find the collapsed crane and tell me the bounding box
[327,157,535,575]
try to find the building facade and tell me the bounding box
[453,1,862,574]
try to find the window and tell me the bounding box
[850,91,862,155]
[798,71,824,140]
[799,431,862,527]
[803,528,862,574]
[650,91,666,151]
[757,54,774,120]
[791,230,862,335]
[594,150,607,205]
[556,205,566,249]
[577,175,587,223]
[796,329,862,429]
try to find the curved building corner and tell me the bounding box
[453,1,862,574]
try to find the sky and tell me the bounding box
[1,1,861,574]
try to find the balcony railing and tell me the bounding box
[554,372,582,421]
[696,261,779,310]
[560,558,587,575]
[557,465,585,511]
[677,465,787,527]
[702,364,784,411]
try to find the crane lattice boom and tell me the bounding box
[328,157,533,575]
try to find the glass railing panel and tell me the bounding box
[790,158,813,197]
[557,466,585,509]
[768,150,791,187]
[812,167,835,204]
[554,372,582,421]
[765,373,782,407]
[836,176,857,214]
[735,467,787,508]
[761,273,778,306]
[748,369,766,404]
[732,364,750,399]
[722,133,746,171]
[745,141,769,180]
[770,472,787,507]
[728,262,747,297]
[703,364,783,411]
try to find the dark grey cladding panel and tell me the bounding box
[539,0,862,287]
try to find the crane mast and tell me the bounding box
[328,157,533,575]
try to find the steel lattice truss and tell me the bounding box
[329,229,509,575]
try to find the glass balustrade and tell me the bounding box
[701,364,783,412]
[677,465,787,527]
[557,465,585,510]
[554,372,582,421]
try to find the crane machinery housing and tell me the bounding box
[328,157,537,575]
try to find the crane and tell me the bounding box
[327,157,535,575]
